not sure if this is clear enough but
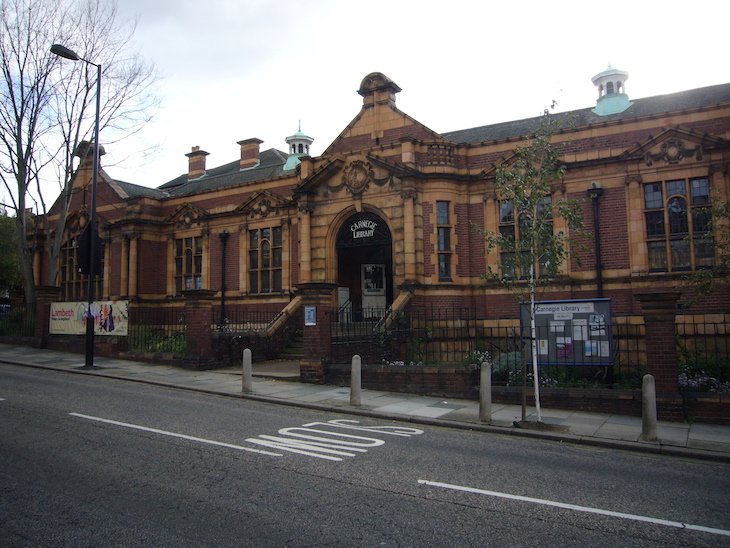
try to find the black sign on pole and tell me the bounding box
[77,224,103,275]
[520,298,614,366]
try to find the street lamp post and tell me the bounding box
[51,43,102,370]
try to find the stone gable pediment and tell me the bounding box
[619,126,729,167]
[166,203,208,229]
[236,190,293,219]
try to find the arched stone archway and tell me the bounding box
[335,211,393,316]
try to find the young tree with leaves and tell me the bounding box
[684,193,730,300]
[476,107,589,422]
[0,0,158,307]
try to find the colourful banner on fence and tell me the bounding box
[49,301,129,336]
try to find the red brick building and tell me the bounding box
[36,69,730,359]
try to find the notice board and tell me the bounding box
[520,299,613,366]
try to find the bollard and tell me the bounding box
[641,374,658,441]
[350,354,362,406]
[242,348,253,393]
[479,361,492,423]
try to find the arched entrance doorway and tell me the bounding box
[336,211,393,318]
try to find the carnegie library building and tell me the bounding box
[28,69,730,420]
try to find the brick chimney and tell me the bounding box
[185,146,209,180]
[238,138,263,170]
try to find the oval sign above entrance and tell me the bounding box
[336,212,391,248]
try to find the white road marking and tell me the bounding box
[418,480,730,538]
[70,413,282,457]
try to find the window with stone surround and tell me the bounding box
[175,236,203,293]
[249,226,282,293]
[644,177,713,272]
[60,233,104,301]
[436,201,452,281]
[498,196,553,279]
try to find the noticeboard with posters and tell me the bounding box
[519,299,613,366]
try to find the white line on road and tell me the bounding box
[70,413,283,457]
[418,479,730,538]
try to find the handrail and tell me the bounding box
[263,295,303,336]
[374,290,414,331]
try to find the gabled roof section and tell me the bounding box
[323,72,446,155]
[443,83,730,145]
[109,179,168,199]
[157,148,289,196]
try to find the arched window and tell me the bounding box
[644,178,714,271]
[298,143,303,153]
[606,82,614,94]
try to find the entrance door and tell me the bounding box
[361,264,386,313]
[336,212,393,316]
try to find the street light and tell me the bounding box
[51,43,102,370]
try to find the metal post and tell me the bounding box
[242,348,253,392]
[84,61,101,369]
[350,354,361,406]
[479,361,492,422]
[219,230,229,328]
[51,44,102,370]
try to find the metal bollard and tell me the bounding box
[242,348,253,393]
[479,361,492,423]
[350,354,362,406]
[641,374,658,441]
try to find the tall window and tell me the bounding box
[60,234,103,301]
[498,196,553,279]
[436,201,452,281]
[249,226,282,293]
[175,236,203,293]
[644,178,713,272]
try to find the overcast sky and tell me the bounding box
[103,0,730,190]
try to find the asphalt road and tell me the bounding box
[1,364,729,547]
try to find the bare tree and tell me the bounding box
[0,0,159,306]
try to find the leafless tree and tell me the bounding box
[0,0,159,306]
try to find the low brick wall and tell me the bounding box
[324,364,728,424]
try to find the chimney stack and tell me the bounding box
[186,146,209,180]
[238,138,263,170]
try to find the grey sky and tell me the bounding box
[103,0,730,189]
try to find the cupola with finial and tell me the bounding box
[591,65,633,116]
[284,122,314,170]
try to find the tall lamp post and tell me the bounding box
[51,43,102,370]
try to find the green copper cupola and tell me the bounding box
[591,65,633,116]
[284,122,314,171]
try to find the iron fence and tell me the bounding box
[676,314,730,392]
[0,305,34,337]
[127,307,186,353]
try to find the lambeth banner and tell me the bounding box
[49,301,129,336]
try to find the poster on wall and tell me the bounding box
[49,300,129,336]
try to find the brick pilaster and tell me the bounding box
[182,289,217,369]
[296,282,337,384]
[34,286,62,345]
[636,291,683,420]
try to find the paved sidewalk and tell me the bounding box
[2,343,730,463]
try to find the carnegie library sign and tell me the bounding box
[337,212,391,248]
[351,218,377,239]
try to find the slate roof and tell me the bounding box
[156,148,290,196]
[442,83,730,144]
[110,179,168,199]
